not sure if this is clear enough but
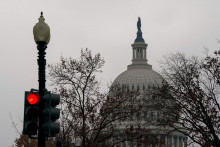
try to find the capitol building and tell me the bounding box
[107,17,187,147]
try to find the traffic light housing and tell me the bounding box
[42,90,60,137]
[23,91,39,135]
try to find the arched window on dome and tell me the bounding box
[157,111,160,121]
[161,112,166,121]
[137,85,140,90]
[136,112,141,121]
[148,85,151,90]
[123,112,127,121]
[127,85,129,91]
[144,111,148,121]
[143,84,145,90]
[132,85,134,90]
[150,112,154,121]
[130,112,133,121]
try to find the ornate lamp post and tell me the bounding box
[33,12,50,147]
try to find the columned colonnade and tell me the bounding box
[115,135,187,147]
[133,47,147,59]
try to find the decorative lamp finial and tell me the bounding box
[41,12,43,17]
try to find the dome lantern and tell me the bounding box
[113,17,163,90]
[129,17,150,70]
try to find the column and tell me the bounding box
[133,48,135,59]
[165,136,167,147]
[140,47,143,59]
[179,137,182,147]
[183,137,187,147]
[173,136,177,147]
[176,136,179,147]
[171,136,174,147]
[125,141,128,147]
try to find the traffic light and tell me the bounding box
[42,90,60,137]
[23,91,39,135]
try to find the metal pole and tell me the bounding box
[37,42,47,147]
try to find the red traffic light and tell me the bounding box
[27,93,39,105]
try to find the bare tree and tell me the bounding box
[14,135,55,147]
[10,112,56,147]
[157,51,220,146]
[48,49,154,147]
[48,49,105,146]
[14,49,158,147]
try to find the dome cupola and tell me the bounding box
[113,17,163,91]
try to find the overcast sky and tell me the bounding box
[1,0,220,146]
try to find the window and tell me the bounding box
[123,112,127,120]
[150,112,154,121]
[129,112,133,121]
[144,111,148,120]
[137,112,141,121]
[157,111,160,120]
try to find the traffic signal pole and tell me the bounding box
[37,42,47,147]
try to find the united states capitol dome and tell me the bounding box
[108,18,187,147]
[113,17,163,91]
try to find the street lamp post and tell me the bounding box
[33,12,50,147]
